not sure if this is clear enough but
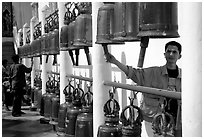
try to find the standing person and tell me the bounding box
[2,59,11,111]
[9,55,33,117]
[104,41,182,136]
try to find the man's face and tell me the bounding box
[164,45,181,64]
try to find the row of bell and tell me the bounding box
[37,77,93,137]
[96,2,179,45]
[56,80,93,137]
[18,28,60,58]
[19,2,178,58]
[97,90,143,137]
[60,10,92,51]
[40,76,60,125]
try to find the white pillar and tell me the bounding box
[121,52,127,109]
[92,2,112,137]
[180,3,202,137]
[17,29,23,49]
[23,23,31,67]
[58,2,73,104]
[30,16,38,88]
[41,5,52,95]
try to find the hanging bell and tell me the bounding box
[73,3,92,48]
[96,2,124,44]
[152,101,175,137]
[41,33,48,55]
[138,2,179,38]
[43,77,56,123]
[50,80,60,130]
[50,29,59,55]
[67,21,76,50]
[120,96,143,137]
[60,24,68,51]
[57,80,74,136]
[75,85,93,137]
[31,37,41,57]
[97,90,122,137]
[113,2,140,42]
[65,81,84,136]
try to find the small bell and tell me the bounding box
[152,100,175,137]
[120,94,143,137]
[97,89,122,137]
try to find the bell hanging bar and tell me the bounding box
[103,81,181,100]
[66,74,93,82]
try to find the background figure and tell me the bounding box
[104,41,182,136]
[9,55,33,117]
[2,59,11,111]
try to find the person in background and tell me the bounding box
[9,55,33,117]
[104,41,182,136]
[2,59,11,111]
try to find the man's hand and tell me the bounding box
[104,52,116,64]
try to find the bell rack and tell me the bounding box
[63,2,92,66]
[103,81,181,100]
[66,74,93,82]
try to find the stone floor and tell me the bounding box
[2,106,58,137]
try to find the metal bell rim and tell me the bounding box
[73,41,92,47]
[67,45,85,50]
[137,30,180,38]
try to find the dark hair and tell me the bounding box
[2,59,8,65]
[165,41,182,54]
[11,54,20,63]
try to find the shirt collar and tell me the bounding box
[161,65,182,78]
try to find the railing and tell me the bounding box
[103,81,181,100]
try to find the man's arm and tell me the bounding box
[104,52,129,75]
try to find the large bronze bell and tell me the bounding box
[97,90,122,137]
[138,2,179,38]
[75,85,93,137]
[43,77,55,122]
[73,3,92,47]
[120,96,143,137]
[113,2,140,42]
[65,81,84,136]
[50,80,60,130]
[31,37,41,57]
[57,81,74,136]
[50,29,59,55]
[67,21,76,50]
[96,2,124,44]
[41,33,48,55]
[60,24,68,51]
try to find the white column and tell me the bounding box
[58,2,73,104]
[30,16,38,88]
[180,3,202,137]
[23,23,31,67]
[17,29,23,49]
[92,2,112,137]
[40,5,52,95]
[121,52,127,109]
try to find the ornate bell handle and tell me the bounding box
[104,90,120,116]
[120,97,143,126]
[82,87,93,106]
[73,80,84,101]
[152,100,175,136]
[63,79,75,96]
